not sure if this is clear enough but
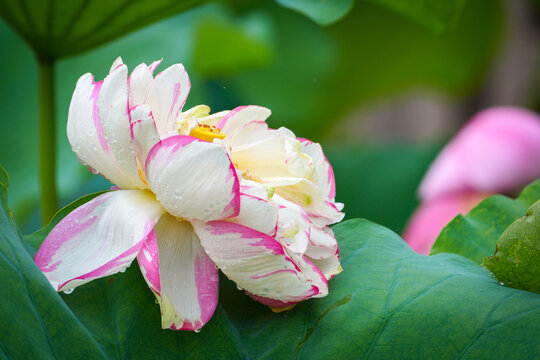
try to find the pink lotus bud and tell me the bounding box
[403,192,488,255]
[405,107,540,254]
[419,107,540,202]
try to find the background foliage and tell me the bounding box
[0,0,505,233]
[2,0,540,358]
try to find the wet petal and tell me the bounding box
[137,215,218,331]
[145,135,240,221]
[192,220,326,302]
[128,63,154,107]
[146,64,190,138]
[34,190,165,292]
[227,194,278,236]
[130,104,160,167]
[67,64,146,189]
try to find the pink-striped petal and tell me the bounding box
[130,105,160,167]
[299,138,336,201]
[137,214,218,331]
[227,194,278,236]
[310,253,342,280]
[420,107,540,201]
[146,64,190,138]
[67,65,146,189]
[216,105,271,140]
[145,135,240,221]
[128,63,155,108]
[109,56,124,74]
[34,190,165,292]
[264,177,344,225]
[305,226,338,260]
[192,220,326,303]
[403,192,488,255]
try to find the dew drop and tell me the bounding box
[194,328,201,333]
[236,285,243,291]
[155,299,159,304]
[63,288,74,294]
[119,267,126,273]
[499,282,505,286]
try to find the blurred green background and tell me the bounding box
[1,0,537,234]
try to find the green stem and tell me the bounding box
[38,57,58,225]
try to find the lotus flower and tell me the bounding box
[35,58,344,331]
[404,107,540,255]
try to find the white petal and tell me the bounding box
[263,177,344,225]
[300,138,336,201]
[198,110,230,127]
[305,226,338,260]
[217,105,271,139]
[275,203,310,256]
[145,135,240,221]
[137,215,218,331]
[98,65,146,188]
[146,64,190,138]
[34,190,165,292]
[239,179,272,200]
[224,120,270,149]
[192,220,326,302]
[310,254,342,281]
[130,104,160,167]
[128,63,154,107]
[67,72,142,189]
[109,57,124,74]
[227,194,278,236]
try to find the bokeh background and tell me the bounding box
[1,0,538,234]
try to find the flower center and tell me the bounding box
[189,124,226,142]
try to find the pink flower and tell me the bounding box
[404,107,540,254]
[34,58,344,331]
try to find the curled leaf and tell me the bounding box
[483,200,540,294]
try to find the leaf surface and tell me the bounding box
[0,0,207,58]
[484,199,540,294]
[275,0,354,26]
[3,164,540,358]
[431,180,540,263]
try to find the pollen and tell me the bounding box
[189,124,226,142]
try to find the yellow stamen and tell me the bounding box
[136,157,148,186]
[189,124,226,142]
[241,169,263,183]
[138,168,148,186]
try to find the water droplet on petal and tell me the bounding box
[194,328,201,333]
[63,288,74,294]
